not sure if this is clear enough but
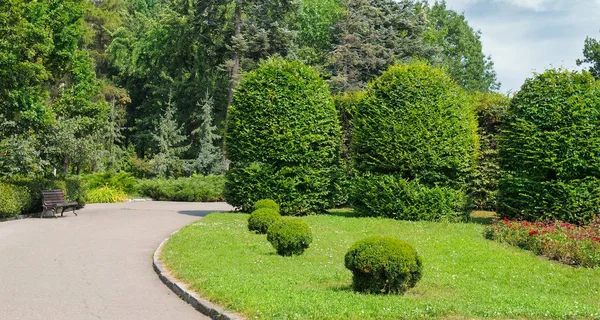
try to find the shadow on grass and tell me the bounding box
[177,210,215,217]
[469,211,497,225]
[327,208,360,218]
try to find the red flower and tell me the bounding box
[529,230,539,236]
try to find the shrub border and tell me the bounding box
[153,231,243,320]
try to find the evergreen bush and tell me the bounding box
[353,61,477,187]
[3,176,88,214]
[350,174,468,222]
[345,236,422,294]
[248,208,281,234]
[136,175,225,202]
[253,199,280,212]
[225,58,341,215]
[498,69,600,223]
[351,62,477,220]
[266,218,313,256]
[87,185,129,203]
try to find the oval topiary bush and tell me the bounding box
[266,218,312,256]
[248,208,282,234]
[353,61,478,187]
[498,69,600,223]
[345,236,422,294]
[225,58,341,215]
[253,199,280,213]
[350,61,477,220]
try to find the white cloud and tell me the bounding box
[441,0,600,92]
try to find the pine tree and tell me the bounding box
[152,93,189,178]
[192,91,224,175]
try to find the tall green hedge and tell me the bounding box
[351,62,477,220]
[498,69,600,223]
[225,58,341,215]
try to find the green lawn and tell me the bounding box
[161,213,600,319]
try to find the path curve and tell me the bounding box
[0,201,233,320]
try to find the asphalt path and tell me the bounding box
[0,201,233,320]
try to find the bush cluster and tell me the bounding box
[83,171,137,194]
[136,175,225,202]
[267,218,313,256]
[225,58,341,215]
[345,236,422,294]
[87,185,129,204]
[1,176,87,217]
[350,175,468,222]
[484,217,600,268]
[248,208,281,234]
[498,69,600,223]
[350,62,477,220]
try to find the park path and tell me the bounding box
[0,201,233,320]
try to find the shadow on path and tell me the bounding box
[177,210,215,217]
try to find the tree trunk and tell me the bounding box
[63,156,69,175]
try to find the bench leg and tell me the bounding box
[61,207,65,217]
[73,207,77,216]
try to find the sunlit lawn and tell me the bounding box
[161,212,600,319]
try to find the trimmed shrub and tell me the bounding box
[471,92,510,211]
[87,186,129,203]
[267,218,313,256]
[253,199,280,212]
[225,58,341,215]
[345,236,422,294]
[0,183,30,219]
[2,176,87,214]
[248,208,281,234]
[498,69,600,223]
[349,175,468,222]
[136,175,225,202]
[225,163,332,215]
[353,61,478,188]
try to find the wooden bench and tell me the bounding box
[41,190,78,218]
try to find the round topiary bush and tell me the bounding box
[225,58,341,215]
[353,61,478,186]
[266,218,312,256]
[253,199,280,213]
[345,236,422,294]
[350,61,477,220]
[498,69,600,223]
[248,208,282,234]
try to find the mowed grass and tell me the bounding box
[161,213,600,319]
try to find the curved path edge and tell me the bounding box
[153,232,244,320]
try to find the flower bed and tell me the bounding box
[484,217,600,268]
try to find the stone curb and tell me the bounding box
[153,231,243,320]
[0,214,30,223]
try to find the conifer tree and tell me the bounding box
[152,93,189,178]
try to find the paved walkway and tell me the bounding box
[0,201,233,320]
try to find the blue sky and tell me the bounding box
[439,0,600,93]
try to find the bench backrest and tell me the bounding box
[41,190,66,205]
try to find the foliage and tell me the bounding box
[248,208,282,234]
[162,213,600,318]
[87,185,128,203]
[136,175,225,202]
[484,217,600,268]
[577,35,600,79]
[225,58,341,215]
[353,61,478,188]
[225,163,334,215]
[471,92,510,210]
[0,183,30,219]
[345,236,422,294]
[83,171,137,194]
[498,69,600,223]
[151,93,189,178]
[425,1,499,91]
[349,174,468,222]
[253,199,280,213]
[328,0,435,92]
[1,176,87,214]
[266,218,313,256]
[189,92,225,176]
